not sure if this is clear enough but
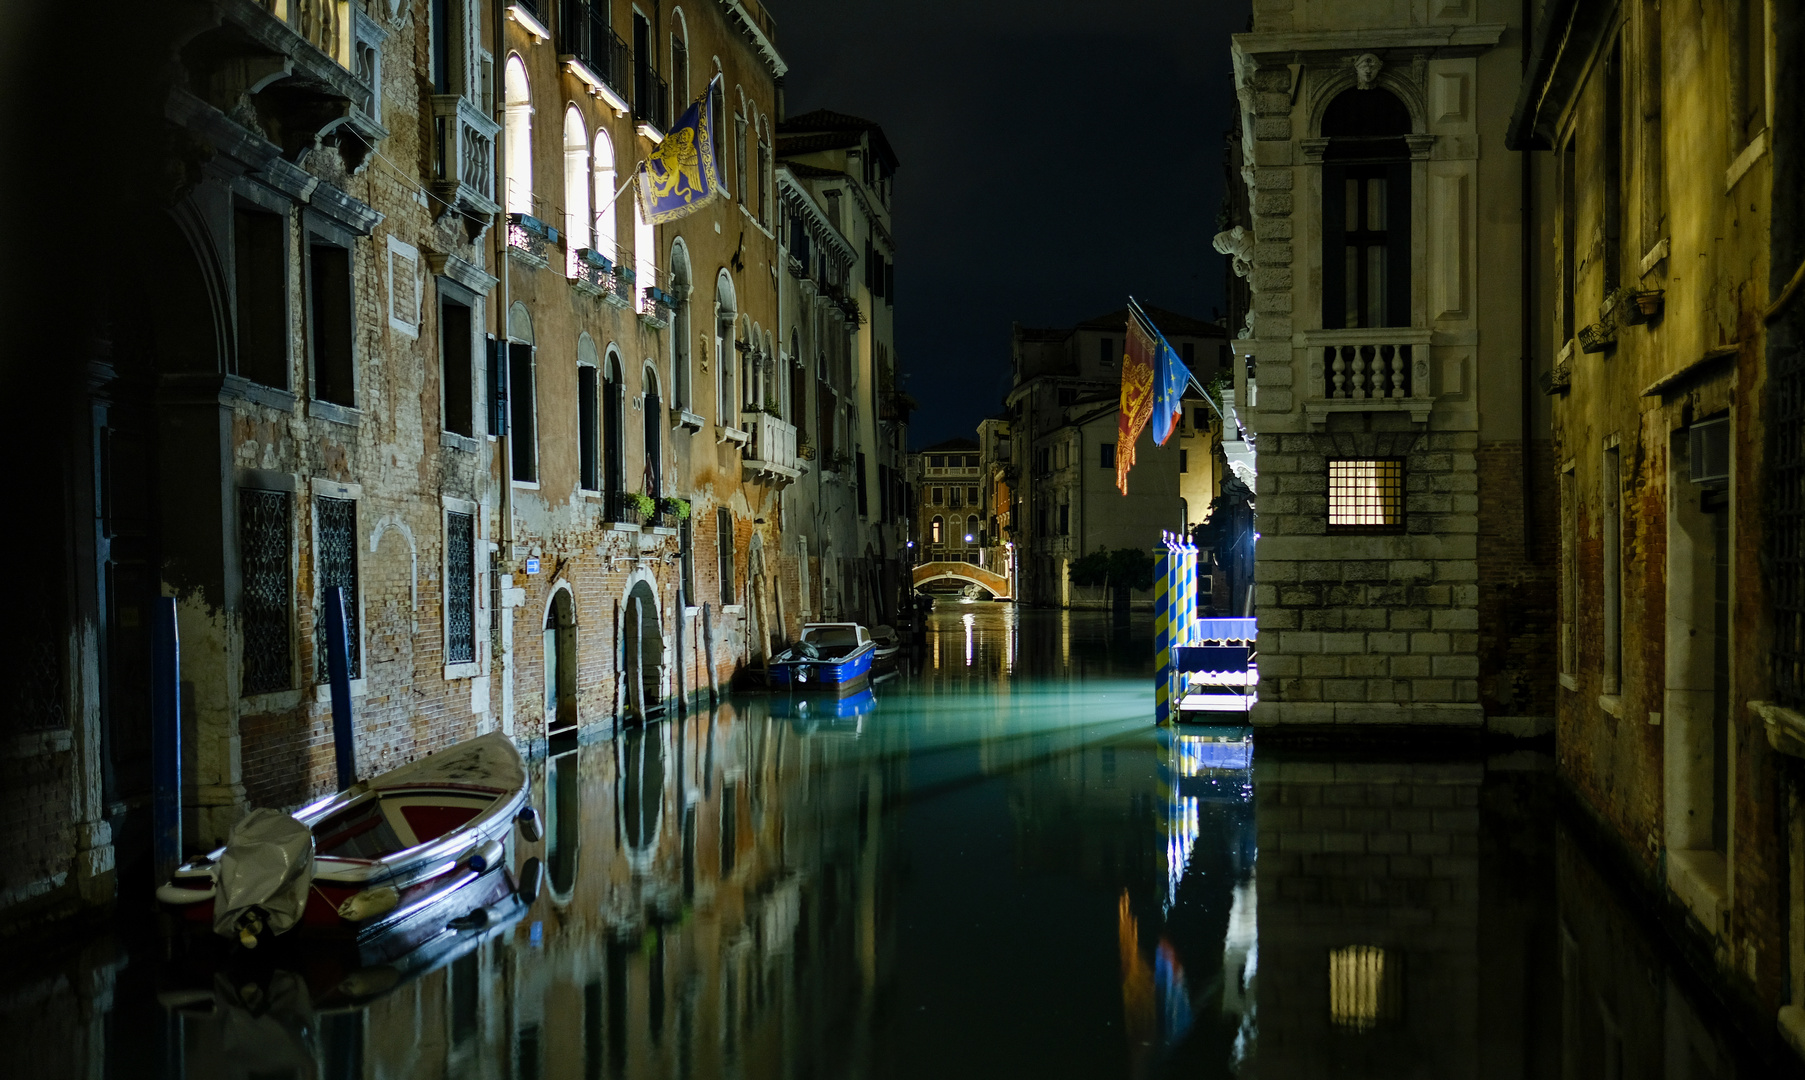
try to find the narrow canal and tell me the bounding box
[7,604,1798,1077]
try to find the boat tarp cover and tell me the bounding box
[367,730,525,794]
[213,809,315,938]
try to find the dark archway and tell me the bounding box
[543,589,577,732]
[623,580,664,719]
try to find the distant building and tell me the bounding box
[976,416,1016,589]
[910,438,982,566]
[1005,307,1228,608]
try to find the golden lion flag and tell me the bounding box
[1116,312,1159,494]
[638,75,723,224]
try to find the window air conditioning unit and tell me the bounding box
[1689,415,1730,488]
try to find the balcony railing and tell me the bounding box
[261,0,348,67]
[741,412,800,481]
[641,286,674,327]
[1322,341,1416,399]
[635,66,670,132]
[560,4,633,106]
[507,213,556,268]
[569,247,617,295]
[605,490,641,526]
[1301,328,1434,427]
[430,94,499,222]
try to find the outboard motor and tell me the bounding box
[213,809,315,948]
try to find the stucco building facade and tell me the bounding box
[1,0,907,934]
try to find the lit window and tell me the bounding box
[1327,459,1404,532]
[931,516,943,544]
[1329,945,1401,1032]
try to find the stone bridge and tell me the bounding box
[910,560,1012,599]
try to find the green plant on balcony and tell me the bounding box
[660,496,691,521]
[628,491,657,522]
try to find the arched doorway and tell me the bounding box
[543,589,576,733]
[623,579,664,719]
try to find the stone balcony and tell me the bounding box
[1297,328,1434,427]
[741,412,801,484]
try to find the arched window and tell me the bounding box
[756,118,772,226]
[603,349,626,512]
[508,302,536,482]
[669,239,692,410]
[592,129,617,260]
[633,193,655,313]
[789,328,805,429]
[762,330,776,412]
[577,334,600,491]
[1320,87,1412,330]
[669,10,690,106]
[715,270,737,425]
[562,107,589,263]
[643,364,663,498]
[503,56,533,216]
[733,89,748,205]
[931,516,943,544]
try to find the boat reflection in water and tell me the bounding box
[11,608,1800,1078]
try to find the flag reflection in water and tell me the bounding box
[1120,726,1257,1074]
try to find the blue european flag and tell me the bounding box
[639,75,723,224]
[1133,300,1191,446]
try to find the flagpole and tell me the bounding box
[1128,295,1230,428]
[594,169,640,221]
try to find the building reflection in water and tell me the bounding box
[5,608,1797,1078]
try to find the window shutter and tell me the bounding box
[486,335,507,436]
[1321,163,1348,329]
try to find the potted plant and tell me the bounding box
[660,496,691,524]
[628,491,657,523]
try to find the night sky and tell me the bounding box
[772,0,1252,448]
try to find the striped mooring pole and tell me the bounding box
[1154,541,1172,725]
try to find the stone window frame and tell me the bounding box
[310,477,368,701]
[443,494,482,680]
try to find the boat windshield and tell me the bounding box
[803,626,860,648]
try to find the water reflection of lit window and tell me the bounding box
[963,612,974,666]
[1329,945,1401,1032]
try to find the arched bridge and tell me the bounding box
[911,560,1012,599]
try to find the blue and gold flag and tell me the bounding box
[638,75,723,224]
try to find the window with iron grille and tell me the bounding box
[315,495,362,682]
[240,489,292,694]
[1774,340,1805,707]
[1327,459,1405,533]
[446,510,476,664]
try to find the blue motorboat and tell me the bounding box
[768,622,876,693]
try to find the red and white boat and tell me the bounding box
[157,732,541,964]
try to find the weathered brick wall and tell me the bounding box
[0,745,76,915]
[1255,429,1482,725]
[1476,441,1558,721]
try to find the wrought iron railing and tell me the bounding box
[507,213,554,266]
[561,4,632,103]
[606,490,642,525]
[635,66,670,131]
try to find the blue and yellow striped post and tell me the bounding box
[1154,542,1172,725]
[1178,540,1195,647]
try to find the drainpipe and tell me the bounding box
[494,0,515,733]
[1520,0,1536,550]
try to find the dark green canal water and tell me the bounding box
[6,603,1797,1078]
